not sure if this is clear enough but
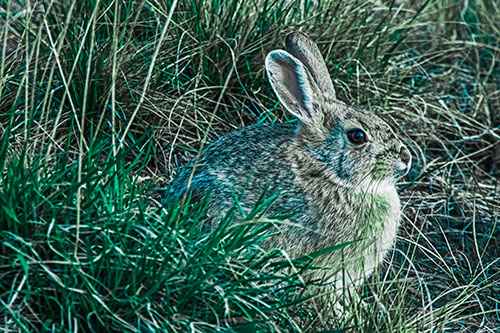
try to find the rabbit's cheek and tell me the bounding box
[368,157,391,181]
[337,153,361,182]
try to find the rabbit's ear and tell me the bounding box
[285,32,336,100]
[266,50,323,125]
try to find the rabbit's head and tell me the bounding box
[266,32,411,191]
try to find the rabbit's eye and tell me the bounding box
[347,129,367,145]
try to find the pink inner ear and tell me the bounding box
[279,59,307,110]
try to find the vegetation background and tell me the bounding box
[0,0,499,331]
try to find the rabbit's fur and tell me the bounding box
[169,32,411,288]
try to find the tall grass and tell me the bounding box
[1,0,499,331]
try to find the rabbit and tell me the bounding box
[168,31,412,289]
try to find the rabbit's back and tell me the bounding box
[169,122,314,223]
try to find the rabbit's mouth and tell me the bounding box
[394,158,411,178]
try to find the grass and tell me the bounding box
[1,0,499,331]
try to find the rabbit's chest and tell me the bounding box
[356,187,401,274]
[313,186,401,285]
[316,185,401,261]
[367,186,401,248]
